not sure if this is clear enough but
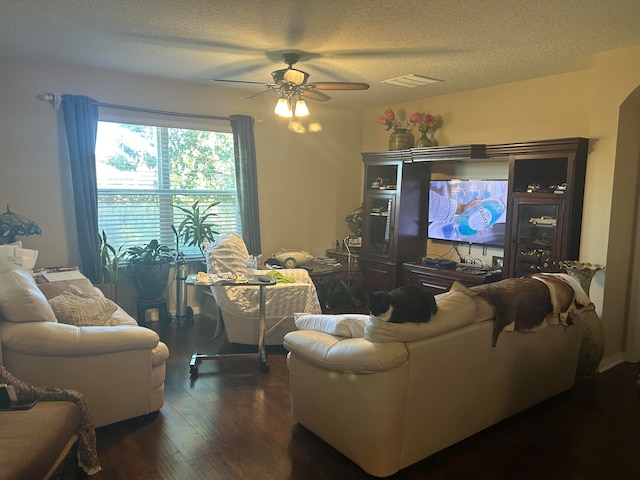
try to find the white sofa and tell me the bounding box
[0,264,169,427]
[284,277,588,477]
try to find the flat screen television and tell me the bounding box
[428,179,509,247]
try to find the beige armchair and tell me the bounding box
[0,264,169,427]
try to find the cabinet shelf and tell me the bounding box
[360,152,429,291]
[503,138,588,277]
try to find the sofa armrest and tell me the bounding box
[0,321,160,356]
[283,330,408,374]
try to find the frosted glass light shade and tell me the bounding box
[274,98,292,117]
[294,99,309,117]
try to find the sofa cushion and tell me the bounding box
[364,288,477,343]
[48,285,119,326]
[294,313,369,338]
[284,329,408,373]
[104,306,139,326]
[0,264,57,323]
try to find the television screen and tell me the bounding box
[428,179,509,247]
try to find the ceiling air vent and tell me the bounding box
[382,74,442,88]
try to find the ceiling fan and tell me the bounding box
[213,52,369,104]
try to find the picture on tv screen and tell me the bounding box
[428,179,509,247]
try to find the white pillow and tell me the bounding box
[48,284,119,326]
[294,313,369,338]
[0,264,57,323]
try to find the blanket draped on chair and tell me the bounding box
[0,366,101,475]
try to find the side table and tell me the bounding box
[186,274,275,374]
[308,260,364,313]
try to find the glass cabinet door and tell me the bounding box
[513,201,562,276]
[363,193,395,260]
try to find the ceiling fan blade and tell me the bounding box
[241,88,276,100]
[302,89,331,102]
[212,78,266,85]
[310,82,370,90]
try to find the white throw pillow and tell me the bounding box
[0,264,57,323]
[294,313,369,338]
[48,284,119,326]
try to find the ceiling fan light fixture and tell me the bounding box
[274,97,292,117]
[294,98,310,117]
[283,69,309,86]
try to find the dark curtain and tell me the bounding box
[230,114,262,255]
[61,94,100,282]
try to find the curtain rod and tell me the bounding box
[36,93,232,122]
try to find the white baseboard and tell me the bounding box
[598,352,627,372]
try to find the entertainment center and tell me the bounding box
[359,138,589,293]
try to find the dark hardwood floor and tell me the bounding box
[91,315,640,480]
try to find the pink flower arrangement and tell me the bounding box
[410,112,436,132]
[377,108,408,131]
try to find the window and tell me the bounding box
[95,120,240,258]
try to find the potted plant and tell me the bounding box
[94,230,121,300]
[174,200,220,260]
[122,239,175,299]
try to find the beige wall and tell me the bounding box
[363,47,640,368]
[0,56,364,267]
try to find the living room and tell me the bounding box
[1,2,640,478]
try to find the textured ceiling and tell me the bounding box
[2,0,640,109]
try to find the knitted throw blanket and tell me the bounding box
[0,366,101,475]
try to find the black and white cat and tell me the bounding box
[368,285,438,323]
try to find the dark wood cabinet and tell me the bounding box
[325,249,360,268]
[403,262,502,295]
[489,138,589,277]
[360,151,429,292]
[359,139,588,291]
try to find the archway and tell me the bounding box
[604,84,640,363]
